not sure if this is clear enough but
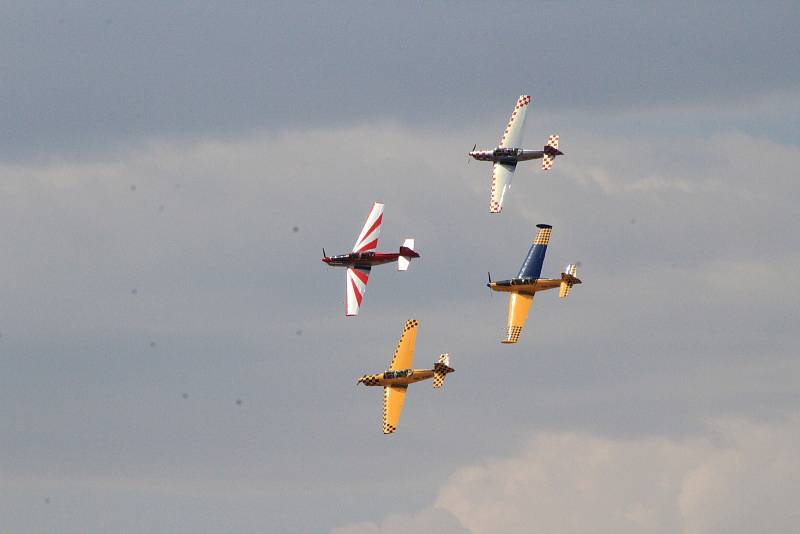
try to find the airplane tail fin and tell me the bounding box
[559,263,582,298]
[397,238,419,271]
[432,353,455,388]
[542,134,562,171]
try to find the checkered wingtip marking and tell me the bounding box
[533,227,552,245]
[382,387,396,434]
[499,95,532,146]
[503,325,523,344]
[389,319,418,368]
[490,166,500,213]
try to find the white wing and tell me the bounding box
[489,163,516,213]
[498,95,531,149]
[352,202,384,253]
[345,267,371,316]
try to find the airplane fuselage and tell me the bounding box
[470,144,563,164]
[322,251,403,268]
[488,277,556,294]
[357,368,435,387]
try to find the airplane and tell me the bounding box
[468,95,564,213]
[357,319,454,434]
[322,202,419,316]
[488,224,581,344]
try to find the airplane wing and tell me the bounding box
[352,202,384,253]
[489,162,516,213]
[517,224,552,279]
[498,95,531,149]
[345,266,371,316]
[383,385,408,434]
[502,292,534,344]
[389,319,418,370]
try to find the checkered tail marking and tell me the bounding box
[559,263,580,299]
[542,134,559,171]
[432,353,454,388]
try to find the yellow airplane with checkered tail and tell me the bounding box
[488,224,581,344]
[357,320,454,434]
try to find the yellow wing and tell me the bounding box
[389,319,418,370]
[503,292,534,344]
[383,386,407,434]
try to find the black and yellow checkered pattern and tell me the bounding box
[389,319,418,369]
[503,325,523,344]
[382,387,396,434]
[359,374,382,386]
[533,227,552,245]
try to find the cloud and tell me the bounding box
[332,508,468,534]
[2,118,799,534]
[445,416,800,534]
[337,416,800,534]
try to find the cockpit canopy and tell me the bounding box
[493,147,522,157]
[384,369,413,379]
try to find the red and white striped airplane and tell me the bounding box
[322,202,419,316]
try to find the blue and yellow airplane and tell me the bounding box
[488,224,581,344]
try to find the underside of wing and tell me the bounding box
[345,267,371,316]
[503,292,534,344]
[498,95,531,149]
[389,319,418,370]
[383,385,408,434]
[489,163,516,213]
[353,202,384,253]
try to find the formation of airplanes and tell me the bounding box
[323,95,581,434]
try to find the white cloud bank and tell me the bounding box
[335,415,800,534]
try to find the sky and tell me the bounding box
[1,2,799,533]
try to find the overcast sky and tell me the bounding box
[1,2,799,533]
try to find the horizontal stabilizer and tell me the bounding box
[433,353,455,388]
[542,134,561,171]
[559,263,581,298]
[397,238,418,271]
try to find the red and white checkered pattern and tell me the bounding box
[498,95,531,148]
[469,150,494,161]
[489,163,515,213]
[542,134,559,171]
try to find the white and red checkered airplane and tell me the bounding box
[468,95,563,213]
[322,202,419,316]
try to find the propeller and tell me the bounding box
[322,247,327,258]
[487,271,493,298]
[467,143,476,164]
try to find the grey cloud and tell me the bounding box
[0,105,798,532]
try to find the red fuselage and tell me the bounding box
[322,251,409,268]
